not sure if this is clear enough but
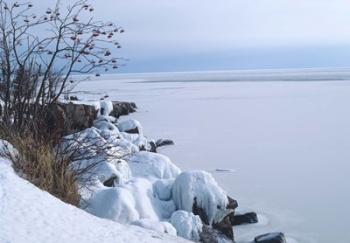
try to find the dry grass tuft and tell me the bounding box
[0,126,80,206]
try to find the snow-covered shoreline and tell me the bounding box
[0,100,243,243]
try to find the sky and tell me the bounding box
[33,0,350,72]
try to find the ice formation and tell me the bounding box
[172,170,230,224]
[170,210,203,241]
[128,151,181,180]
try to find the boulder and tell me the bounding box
[110,101,137,118]
[230,212,258,226]
[255,232,286,243]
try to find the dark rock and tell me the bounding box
[110,101,137,118]
[46,102,98,135]
[103,175,118,187]
[124,127,139,134]
[192,197,210,225]
[69,95,79,101]
[231,212,258,226]
[156,139,175,148]
[200,225,219,243]
[149,140,157,153]
[255,232,286,243]
[227,196,238,210]
[213,215,234,241]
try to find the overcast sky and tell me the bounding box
[41,0,350,72]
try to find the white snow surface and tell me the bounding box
[172,170,230,224]
[170,210,203,242]
[0,159,190,243]
[132,218,177,236]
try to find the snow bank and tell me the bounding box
[132,218,177,236]
[0,159,190,243]
[170,210,203,241]
[172,170,230,224]
[128,151,181,180]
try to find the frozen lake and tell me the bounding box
[76,69,350,243]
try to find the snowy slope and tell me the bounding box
[0,159,190,243]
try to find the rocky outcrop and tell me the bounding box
[46,101,137,135]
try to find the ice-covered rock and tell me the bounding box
[118,119,143,134]
[153,179,175,201]
[132,219,177,236]
[172,170,231,225]
[120,132,149,150]
[87,178,176,224]
[99,100,114,116]
[87,186,139,224]
[170,210,203,242]
[94,115,117,124]
[128,151,181,180]
[94,120,120,133]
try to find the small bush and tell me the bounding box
[0,126,80,206]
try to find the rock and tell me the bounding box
[103,175,118,187]
[192,198,210,225]
[117,119,142,134]
[200,225,219,243]
[70,95,79,101]
[156,139,175,148]
[230,212,258,226]
[227,196,238,210]
[254,232,286,243]
[110,101,137,118]
[212,215,234,241]
[149,140,157,153]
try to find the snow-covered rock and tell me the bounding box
[0,159,190,243]
[118,119,143,134]
[87,178,176,224]
[100,100,114,116]
[170,210,203,242]
[93,120,120,133]
[172,170,231,225]
[87,186,140,224]
[120,132,149,149]
[128,151,181,180]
